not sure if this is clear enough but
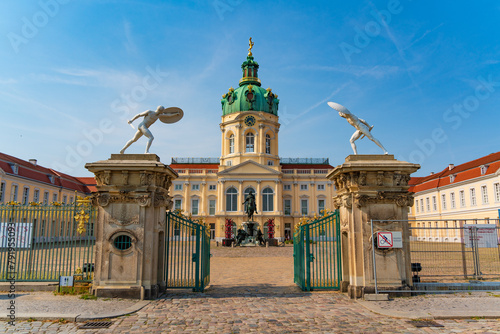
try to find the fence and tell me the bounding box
[165,212,210,292]
[294,212,341,291]
[409,219,500,282]
[0,202,96,282]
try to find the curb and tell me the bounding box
[356,300,500,320]
[0,300,150,322]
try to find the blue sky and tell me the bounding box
[1,0,499,177]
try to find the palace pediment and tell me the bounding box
[218,160,280,176]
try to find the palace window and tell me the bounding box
[300,184,308,191]
[317,184,325,190]
[209,199,216,216]
[22,187,29,205]
[174,184,183,191]
[450,192,456,209]
[11,184,18,202]
[192,184,200,191]
[33,189,40,203]
[262,188,274,212]
[174,198,182,211]
[432,196,437,211]
[426,197,430,211]
[459,190,465,207]
[265,134,271,154]
[226,187,238,212]
[495,183,500,202]
[229,134,234,154]
[52,193,58,203]
[283,184,291,191]
[481,185,488,204]
[43,191,49,205]
[420,199,424,212]
[0,182,5,202]
[416,202,419,213]
[284,199,291,215]
[301,199,308,216]
[209,184,217,191]
[191,199,199,215]
[210,223,216,240]
[480,165,488,175]
[63,195,67,205]
[318,199,325,214]
[9,163,18,174]
[469,188,476,206]
[246,133,255,153]
[441,194,446,210]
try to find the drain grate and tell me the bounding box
[78,321,112,329]
[408,320,444,328]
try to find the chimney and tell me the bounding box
[29,159,37,166]
[430,172,434,175]
[448,164,454,170]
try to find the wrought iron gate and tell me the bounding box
[165,212,210,292]
[0,200,96,282]
[294,211,341,291]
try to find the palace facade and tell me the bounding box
[409,151,500,241]
[169,46,336,241]
[0,152,93,205]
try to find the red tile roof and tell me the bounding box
[169,163,334,170]
[281,164,333,169]
[170,164,220,169]
[410,152,500,193]
[0,152,92,194]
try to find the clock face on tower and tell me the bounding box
[244,115,256,127]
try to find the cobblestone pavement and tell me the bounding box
[3,245,500,333]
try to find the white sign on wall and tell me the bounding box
[463,224,498,248]
[0,223,33,248]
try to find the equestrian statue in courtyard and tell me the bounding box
[242,190,257,221]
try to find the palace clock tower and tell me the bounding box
[219,38,281,170]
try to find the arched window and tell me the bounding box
[226,187,238,212]
[229,134,234,154]
[265,134,271,154]
[262,187,274,212]
[246,132,254,153]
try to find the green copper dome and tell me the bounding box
[221,51,279,116]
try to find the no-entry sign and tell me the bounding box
[377,231,403,248]
[377,232,393,248]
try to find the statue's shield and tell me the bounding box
[159,107,184,124]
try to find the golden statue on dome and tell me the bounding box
[248,37,254,56]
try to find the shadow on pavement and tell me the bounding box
[162,284,312,298]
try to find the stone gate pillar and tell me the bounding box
[85,154,177,299]
[327,155,419,299]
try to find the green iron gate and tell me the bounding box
[165,212,210,292]
[0,201,96,282]
[294,211,341,291]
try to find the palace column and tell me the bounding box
[200,181,207,215]
[327,155,419,299]
[85,154,177,299]
[256,180,262,218]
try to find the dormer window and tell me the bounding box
[450,174,456,183]
[480,165,488,175]
[48,175,55,184]
[9,163,18,175]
